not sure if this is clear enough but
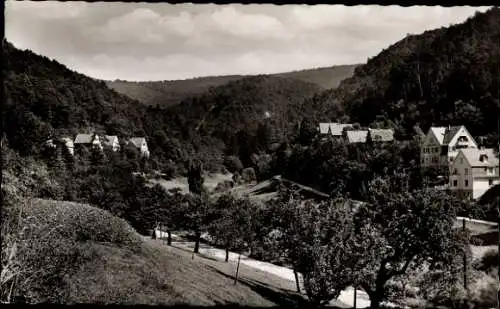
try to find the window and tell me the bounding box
[453,168,458,175]
[453,180,458,187]
[464,168,468,175]
[460,158,463,164]
[488,167,494,174]
[465,180,468,187]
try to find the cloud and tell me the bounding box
[209,6,292,40]
[4,2,492,81]
[6,0,88,20]
[98,8,166,43]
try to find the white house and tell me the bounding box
[74,133,103,151]
[420,125,478,170]
[102,135,120,152]
[345,130,368,144]
[449,148,500,200]
[128,137,150,158]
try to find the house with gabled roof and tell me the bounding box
[74,133,102,151]
[102,135,120,152]
[127,137,150,158]
[318,123,353,137]
[345,130,368,144]
[420,125,477,170]
[367,128,394,143]
[449,148,500,200]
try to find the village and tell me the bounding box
[317,122,500,201]
[42,122,500,203]
[44,132,150,158]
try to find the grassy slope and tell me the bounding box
[6,198,309,306]
[105,65,359,108]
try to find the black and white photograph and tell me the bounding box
[2,1,500,308]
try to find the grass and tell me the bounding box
[143,237,311,307]
[2,198,320,306]
[149,172,234,194]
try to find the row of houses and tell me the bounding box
[420,125,500,200]
[319,122,499,200]
[46,133,150,158]
[318,123,395,143]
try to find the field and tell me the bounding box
[149,173,234,194]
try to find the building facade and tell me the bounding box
[102,135,120,152]
[449,148,500,200]
[128,137,150,158]
[420,125,478,170]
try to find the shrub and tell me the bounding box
[475,248,498,273]
[213,180,234,193]
[223,156,243,173]
[470,272,498,308]
[241,167,256,183]
[1,198,142,303]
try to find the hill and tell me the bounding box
[312,7,500,142]
[1,197,307,305]
[106,75,245,108]
[155,75,322,168]
[2,40,150,156]
[105,65,358,108]
[2,40,328,174]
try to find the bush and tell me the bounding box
[1,198,142,303]
[475,248,498,273]
[241,167,256,183]
[470,272,498,308]
[232,172,242,184]
[223,156,243,173]
[213,180,234,193]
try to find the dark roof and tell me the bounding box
[442,126,463,145]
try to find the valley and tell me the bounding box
[2,5,500,309]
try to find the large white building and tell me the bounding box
[420,125,478,170]
[449,148,500,200]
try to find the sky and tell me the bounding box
[5,2,491,81]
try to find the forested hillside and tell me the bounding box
[313,8,500,143]
[105,65,358,108]
[1,40,323,175]
[106,75,245,108]
[146,75,322,168]
[2,40,150,156]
